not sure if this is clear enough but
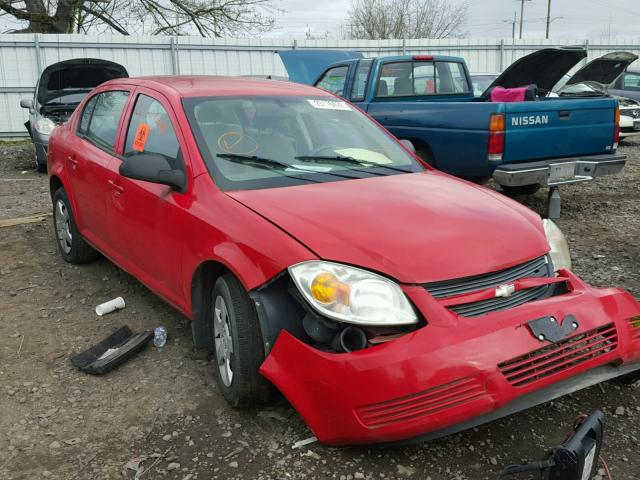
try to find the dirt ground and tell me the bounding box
[1,139,639,480]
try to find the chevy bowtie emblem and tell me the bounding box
[495,284,516,298]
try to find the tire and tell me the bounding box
[210,273,272,407]
[52,188,99,264]
[36,161,47,173]
[500,184,541,196]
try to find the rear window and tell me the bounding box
[377,60,470,97]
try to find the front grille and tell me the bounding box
[498,324,618,387]
[355,377,487,428]
[423,256,552,317]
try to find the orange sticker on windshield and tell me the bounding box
[132,123,150,152]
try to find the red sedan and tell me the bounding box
[48,76,640,446]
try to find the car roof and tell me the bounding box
[101,75,331,98]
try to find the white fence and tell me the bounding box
[1,34,640,137]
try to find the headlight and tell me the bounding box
[289,261,417,326]
[34,117,56,135]
[543,219,571,271]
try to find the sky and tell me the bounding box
[272,0,640,39]
[1,0,639,39]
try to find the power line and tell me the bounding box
[517,0,532,39]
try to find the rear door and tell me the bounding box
[503,98,617,162]
[67,89,131,247]
[106,88,190,304]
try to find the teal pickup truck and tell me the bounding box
[279,48,626,202]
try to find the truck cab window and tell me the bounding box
[351,59,373,101]
[316,66,349,96]
[377,61,470,97]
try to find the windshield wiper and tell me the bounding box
[217,153,293,170]
[296,155,413,174]
[216,153,336,183]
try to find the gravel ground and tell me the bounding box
[0,139,639,480]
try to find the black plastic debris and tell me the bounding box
[71,326,153,375]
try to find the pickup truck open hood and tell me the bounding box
[227,172,549,284]
[37,58,128,105]
[565,51,638,86]
[278,50,363,84]
[482,47,586,96]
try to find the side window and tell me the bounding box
[316,66,348,96]
[78,96,98,136]
[350,59,372,101]
[84,91,129,150]
[124,94,182,169]
[623,73,640,91]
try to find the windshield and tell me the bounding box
[183,96,423,191]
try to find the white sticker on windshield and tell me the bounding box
[307,99,351,111]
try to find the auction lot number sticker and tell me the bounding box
[307,99,351,111]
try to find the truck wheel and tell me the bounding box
[500,184,541,196]
[209,273,272,407]
[52,188,99,264]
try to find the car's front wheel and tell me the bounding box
[52,188,98,264]
[210,273,272,407]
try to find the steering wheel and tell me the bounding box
[309,144,340,156]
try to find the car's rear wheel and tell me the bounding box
[52,188,99,264]
[500,184,541,196]
[210,273,272,407]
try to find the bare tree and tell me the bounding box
[347,0,467,40]
[0,0,278,35]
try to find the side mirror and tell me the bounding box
[399,139,416,154]
[20,99,33,110]
[119,153,186,193]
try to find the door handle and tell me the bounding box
[108,179,124,194]
[558,110,571,118]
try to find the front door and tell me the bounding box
[106,90,190,305]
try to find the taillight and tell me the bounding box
[613,107,620,150]
[488,113,505,161]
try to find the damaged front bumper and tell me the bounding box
[259,271,640,446]
[492,153,626,187]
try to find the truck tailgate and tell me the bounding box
[504,98,616,163]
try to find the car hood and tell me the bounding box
[227,172,549,284]
[565,51,638,86]
[482,47,586,96]
[277,50,363,84]
[37,58,128,105]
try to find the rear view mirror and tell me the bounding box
[119,153,186,193]
[399,139,416,154]
[20,99,33,110]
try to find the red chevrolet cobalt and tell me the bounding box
[48,76,640,446]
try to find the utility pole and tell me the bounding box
[512,11,517,40]
[518,0,531,39]
[545,0,552,39]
